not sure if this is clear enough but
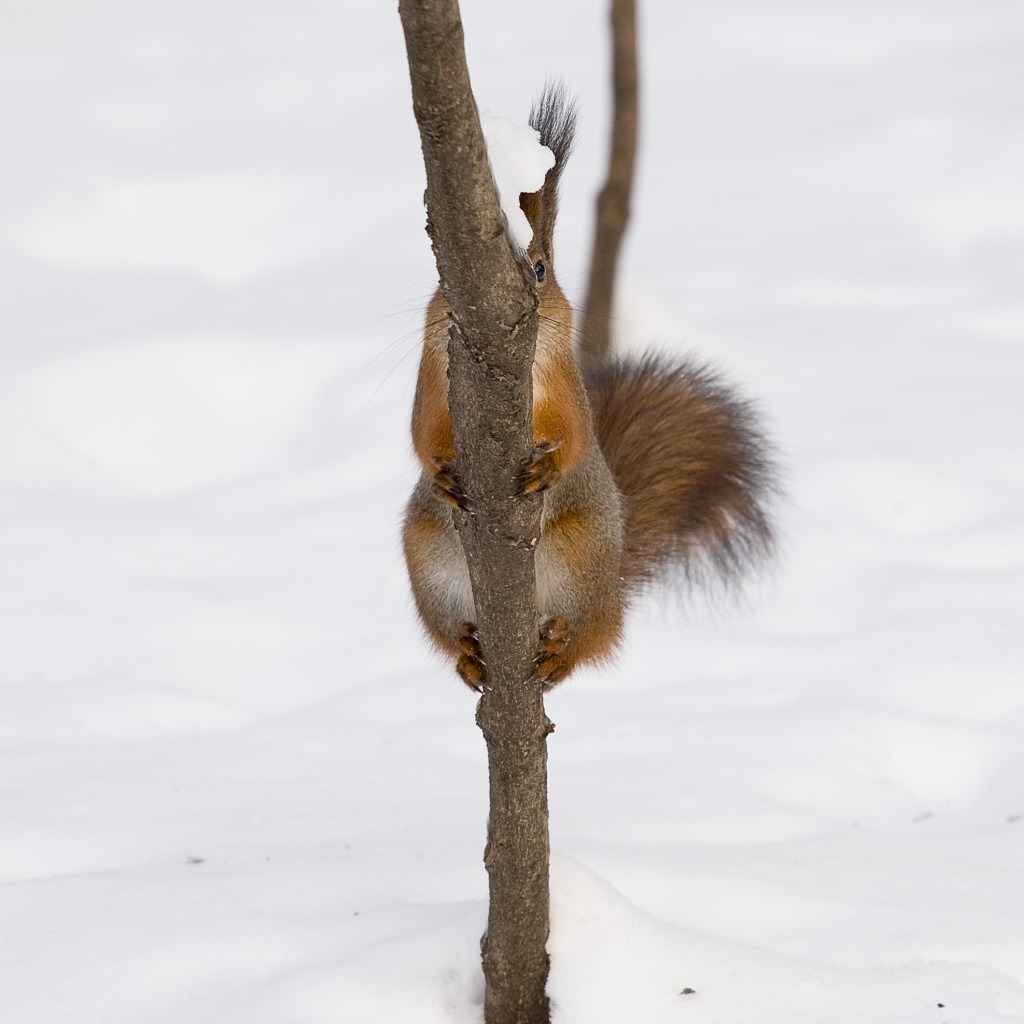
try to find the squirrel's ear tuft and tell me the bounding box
[522,82,577,261]
[529,81,578,177]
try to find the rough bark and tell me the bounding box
[398,2,553,1022]
[580,0,639,368]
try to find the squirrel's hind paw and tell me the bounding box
[456,617,574,691]
[531,616,572,690]
[455,622,485,691]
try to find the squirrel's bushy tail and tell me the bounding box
[586,354,776,592]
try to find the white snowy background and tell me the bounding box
[2,1,1023,1021]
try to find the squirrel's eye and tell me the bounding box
[534,260,546,283]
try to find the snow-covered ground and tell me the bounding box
[2,1,1023,1021]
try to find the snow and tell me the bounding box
[479,112,555,252]
[2,1,1023,1022]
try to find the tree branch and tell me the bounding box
[580,0,639,368]
[398,2,553,1021]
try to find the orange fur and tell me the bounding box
[411,293,456,471]
[532,306,588,475]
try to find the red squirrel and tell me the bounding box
[402,89,775,690]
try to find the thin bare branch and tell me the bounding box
[580,0,639,368]
[398,2,553,1021]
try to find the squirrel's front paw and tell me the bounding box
[455,622,485,691]
[516,439,564,496]
[431,458,470,510]
[531,616,572,690]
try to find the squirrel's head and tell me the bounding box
[423,86,577,360]
[520,84,577,293]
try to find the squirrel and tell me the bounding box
[402,88,775,691]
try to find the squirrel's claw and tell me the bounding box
[530,616,572,690]
[517,439,564,496]
[456,622,485,691]
[457,618,572,692]
[431,458,470,510]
